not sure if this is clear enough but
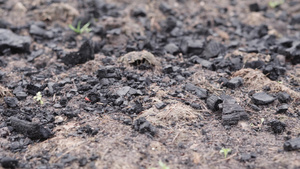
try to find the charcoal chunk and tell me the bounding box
[155,102,167,109]
[164,43,179,54]
[186,39,205,55]
[206,95,222,111]
[185,83,208,99]
[133,117,156,137]
[131,7,146,17]
[191,56,214,70]
[277,92,291,103]
[163,65,175,74]
[291,14,300,25]
[252,92,275,105]
[159,2,172,14]
[0,28,31,54]
[202,40,225,59]
[221,95,248,125]
[29,25,53,39]
[15,92,27,100]
[62,40,94,67]
[116,86,131,96]
[4,97,18,108]
[284,137,300,151]
[245,60,265,69]
[249,3,260,12]
[97,66,121,80]
[1,157,18,169]
[87,92,100,104]
[269,120,286,134]
[10,117,52,140]
[226,77,243,89]
[276,104,288,114]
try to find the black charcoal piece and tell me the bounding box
[202,40,225,59]
[155,102,167,109]
[252,92,275,105]
[0,28,31,54]
[10,117,52,140]
[221,95,248,125]
[133,117,156,137]
[269,120,286,134]
[277,92,291,103]
[284,137,300,151]
[226,77,243,89]
[4,97,18,108]
[62,40,94,67]
[276,104,288,114]
[1,157,18,169]
[206,95,222,111]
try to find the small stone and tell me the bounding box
[284,137,300,151]
[226,77,243,89]
[155,102,167,109]
[276,104,288,114]
[252,92,275,105]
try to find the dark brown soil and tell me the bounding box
[1,0,300,169]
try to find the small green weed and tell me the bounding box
[68,21,91,34]
[269,0,285,8]
[33,91,43,105]
[220,148,231,158]
[149,161,170,169]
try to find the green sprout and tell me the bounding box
[33,92,44,105]
[68,21,91,34]
[220,148,231,158]
[149,161,170,169]
[269,0,285,8]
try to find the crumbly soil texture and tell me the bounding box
[1,0,300,168]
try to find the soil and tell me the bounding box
[1,0,300,169]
